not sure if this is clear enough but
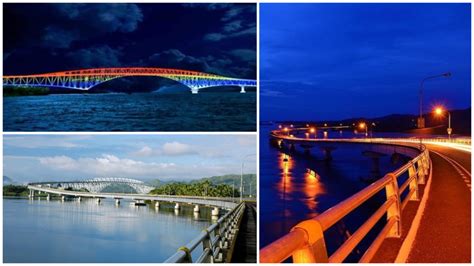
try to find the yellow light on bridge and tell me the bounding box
[283,127,289,132]
[434,106,444,116]
[359,122,366,129]
[309,127,316,134]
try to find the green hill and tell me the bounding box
[147,174,257,197]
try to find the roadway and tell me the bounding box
[404,144,471,263]
[231,202,257,263]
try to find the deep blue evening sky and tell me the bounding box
[4,3,256,80]
[261,4,471,121]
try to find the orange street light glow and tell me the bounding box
[434,106,444,116]
[309,128,316,133]
[359,122,366,129]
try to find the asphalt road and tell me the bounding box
[406,144,471,263]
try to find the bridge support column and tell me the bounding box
[155,201,160,208]
[29,190,33,198]
[194,205,200,213]
[61,196,65,202]
[191,88,199,94]
[240,86,246,93]
[174,203,180,210]
[362,151,386,180]
[115,199,120,205]
[96,198,101,204]
[289,143,296,152]
[77,197,82,202]
[321,146,336,162]
[211,207,219,217]
[46,194,50,201]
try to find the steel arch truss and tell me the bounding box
[3,67,257,93]
[29,177,154,194]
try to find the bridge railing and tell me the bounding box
[260,145,432,263]
[165,202,246,263]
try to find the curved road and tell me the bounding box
[404,144,471,263]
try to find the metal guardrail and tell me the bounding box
[165,202,246,263]
[261,129,432,263]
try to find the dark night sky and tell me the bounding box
[3,3,256,82]
[261,4,471,121]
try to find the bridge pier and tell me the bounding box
[362,150,386,181]
[240,86,246,93]
[46,194,50,201]
[193,204,200,213]
[321,146,336,162]
[77,197,82,202]
[155,201,160,208]
[174,203,180,210]
[61,195,65,202]
[191,88,199,94]
[29,189,34,198]
[211,207,220,217]
[96,198,101,204]
[115,199,120,205]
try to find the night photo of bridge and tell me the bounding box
[3,135,257,263]
[3,3,256,131]
[259,3,471,263]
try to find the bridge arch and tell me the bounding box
[29,177,154,195]
[3,67,257,94]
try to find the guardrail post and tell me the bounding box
[291,219,328,263]
[202,229,212,263]
[408,163,419,201]
[384,173,402,237]
[416,159,426,185]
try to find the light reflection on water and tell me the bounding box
[4,198,213,263]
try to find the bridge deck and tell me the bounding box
[373,145,471,263]
[231,202,257,263]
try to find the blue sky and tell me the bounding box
[261,3,471,121]
[4,135,256,183]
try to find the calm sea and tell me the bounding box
[4,92,256,131]
[4,198,213,263]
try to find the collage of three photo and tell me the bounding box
[2,1,471,264]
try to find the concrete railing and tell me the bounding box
[261,129,432,263]
[165,202,246,263]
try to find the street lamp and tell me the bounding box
[418,72,451,128]
[433,106,452,140]
[359,122,368,137]
[240,154,256,202]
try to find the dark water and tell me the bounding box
[259,125,414,262]
[4,198,214,263]
[4,92,256,131]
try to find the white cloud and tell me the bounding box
[132,146,153,156]
[162,142,196,156]
[39,155,79,170]
[38,154,176,177]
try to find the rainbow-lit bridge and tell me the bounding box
[2,67,257,94]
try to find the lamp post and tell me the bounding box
[240,153,256,202]
[359,122,368,137]
[418,72,451,128]
[434,106,452,140]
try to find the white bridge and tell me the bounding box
[29,177,154,194]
